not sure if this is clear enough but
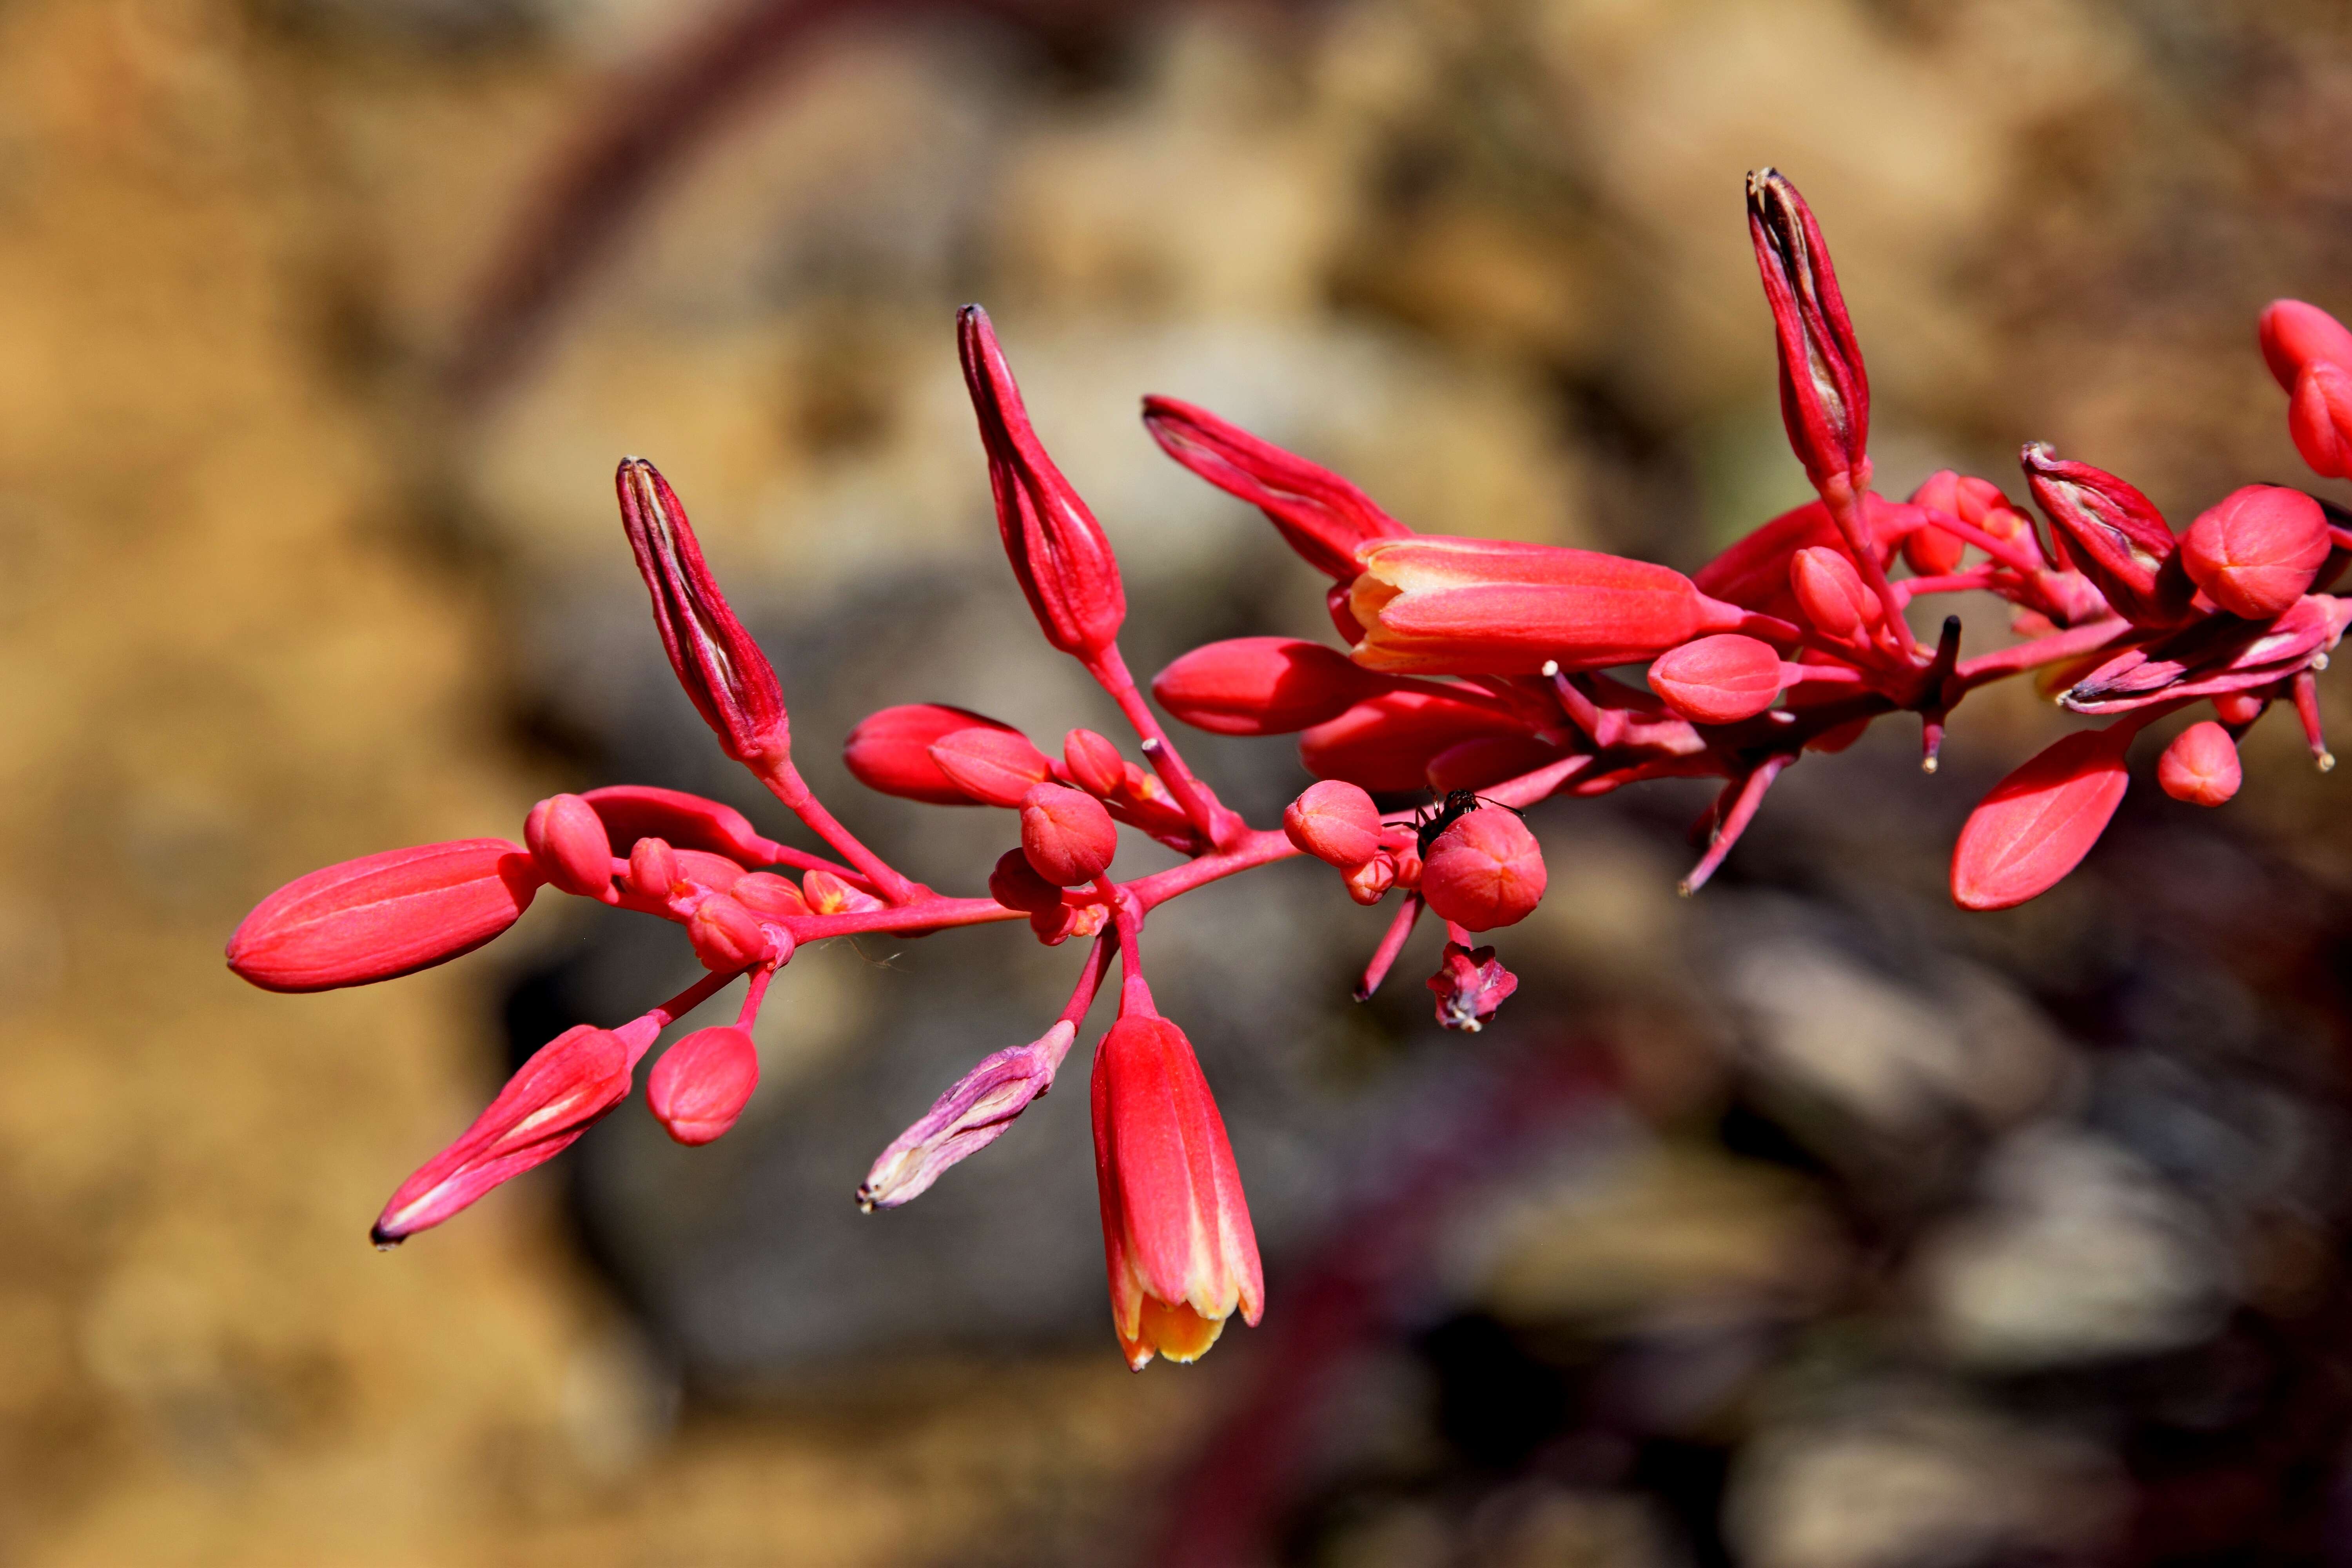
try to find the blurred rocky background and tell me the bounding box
[13,0,2352,1561]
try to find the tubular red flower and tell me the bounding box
[1021,784,1119,886]
[2180,486,2330,620]
[647,1025,761,1145]
[2021,445,2193,628]
[524,794,614,898]
[958,305,1126,658]
[616,458,790,765]
[372,1022,637,1243]
[1139,395,1412,579]
[1951,725,2136,910]
[1283,780,1383,869]
[1647,634,1792,726]
[1152,637,1375,736]
[226,840,542,994]
[844,704,1024,806]
[1298,687,1526,793]
[2158,721,2241,806]
[1748,168,1870,490]
[1347,535,1752,676]
[1090,1014,1263,1370]
[930,727,1056,808]
[1420,809,1547,931]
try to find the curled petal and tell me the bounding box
[1140,395,1411,579]
[859,1022,1077,1210]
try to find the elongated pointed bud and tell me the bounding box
[2021,445,2192,627]
[1152,637,1374,736]
[1428,942,1517,1032]
[577,784,772,863]
[1789,545,1878,638]
[372,1020,642,1243]
[616,458,790,764]
[844,703,1024,806]
[2158,721,2241,806]
[957,305,1125,658]
[988,847,1066,913]
[1648,634,1791,726]
[524,794,614,898]
[929,727,1055,808]
[647,1025,760,1145]
[1951,725,2135,910]
[1139,396,1412,579]
[1063,729,1126,797]
[860,1021,1077,1210]
[1021,783,1118,887]
[1283,779,1383,868]
[1748,169,1869,491]
[1348,535,1749,675]
[2180,485,2330,620]
[1091,1014,1263,1369]
[227,840,541,993]
[1420,809,1546,932]
[2260,300,2352,389]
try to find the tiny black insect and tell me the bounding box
[1413,788,1526,858]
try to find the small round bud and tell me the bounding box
[2179,485,2329,620]
[1063,729,1125,797]
[1419,809,1546,931]
[2158,721,2241,806]
[1283,780,1382,869]
[1789,547,1877,639]
[1342,854,1396,906]
[988,847,1065,913]
[524,793,614,898]
[1902,524,1964,576]
[627,836,679,901]
[929,727,1055,808]
[731,871,809,919]
[1648,634,1788,726]
[1019,784,1119,887]
[647,1025,760,1145]
[2212,690,2269,728]
[686,893,770,971]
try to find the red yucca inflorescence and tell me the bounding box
[227,169,2352,1370]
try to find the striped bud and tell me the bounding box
[647,1025,761,1146]
[844,704,1024,806]
[1419,809,1546,932]
[1951,725,2134,910]
[1021,784,1118,887]
[1789,546,1878,639]
[227,839,541,994]
[2180,485,2329,620]
[1282,780,1383,869]
[686,894,771,972]
[988,847,1067,913]
[1647,634,1791,726]
[2022,445,2192,627]
[1748,169,1869,489]
[2158,721,2241,807]
[1152,637,1372,735]
[1064,729,1126,797]
[930,727,1056,808]
[524,794,614,898]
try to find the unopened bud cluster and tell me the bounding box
[229,171,2351,1369]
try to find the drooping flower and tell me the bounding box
[860,1021,1078,1210]
[1427,942,1519,1032]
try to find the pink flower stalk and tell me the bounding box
[1427,942,1518,1032]
[1140,396,1412,579]
[958,305,1126,659]
[1091,1011,1263,1370]
[617,458,791,766]
[226,839,542,993]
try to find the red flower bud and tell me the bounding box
[577,784,771,863]
[1283,780,1383,868]
[2021,445,2193,627]
[988,847,1066,913]
[844,703,1024,806]
[1091,1014,1262,1369]
[1139,395,1412,579]
[2213,690,2269,727]
[1298,687,1523,793]
[1152,637,1374,735]
[524,794,614,898]
[731,871,809,919]
[2158,721,2241,806]
[958,305,1126,658]
[647,1025,761,1145]
[1343,855,1397,906]
[227,840,541,994]
[615,458,789,765]
[2259,299,2352,389]
[2180,485,2330,620]
[1951,725,2134,910]
[372,1021,638,1243]
[1425,734,1568,795]
[1020,784,1119,887]
[1748,169,1869,490]
[929,726,1056,808]
[1902,522,1964,576]
[626,837,677,901]
[1789,545,1878,639]
[1063,728,1126,797]
[801,868,885,916]
[1348,535,1749,675]
[1647,634,1792,725]
[1419,809,1546,932]
[1427,942,1518,1032]
[686,893,772,972]
[2288,363,2352,479]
